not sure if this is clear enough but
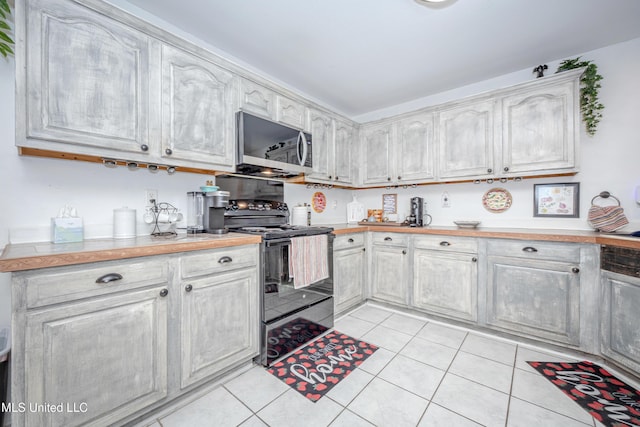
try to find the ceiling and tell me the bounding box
[124,0,640,118]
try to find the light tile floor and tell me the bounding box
[140,303,640,427]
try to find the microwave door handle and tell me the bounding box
[297,131,308,167]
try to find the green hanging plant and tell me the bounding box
[556,57,604,136]
[0,0,13,58]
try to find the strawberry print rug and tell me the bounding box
[267,330,378,402]
[528,360,640,426]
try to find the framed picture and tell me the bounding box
[533,183,580,218]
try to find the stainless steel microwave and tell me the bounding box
[236,111,312,178]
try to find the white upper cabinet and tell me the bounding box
[360,122,395,186]
[437,99,496,180]
[333,119,356,184]
[500,76,578,176]
[276,95,308,131]
[396,112,435,184]
[239,78,276,120]
[308,111,356,185]
[24,0,155,155]
[161,45,237,167]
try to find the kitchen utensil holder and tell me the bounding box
[148,200,180,237]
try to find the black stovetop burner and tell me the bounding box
[233,225,333,239]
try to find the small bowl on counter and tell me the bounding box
[200,185,219,192]
[454,220,481,229]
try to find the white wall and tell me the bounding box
[1,7,639,327]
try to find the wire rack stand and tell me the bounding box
[149,200,179,237]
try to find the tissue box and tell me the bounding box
[51,218,84,243]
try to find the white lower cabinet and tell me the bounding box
[485,240,583,346]
[23,286,168,427]
[11,244,259,427]
[334,234,366,314]
[180,268,258,388]
[412,236,478,322]
[601,270,640,374]
[370,233,409,305]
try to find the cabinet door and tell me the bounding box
[240,78,276,119]
[396,113,435,183]
[26,0,153,154]
[361,123,394,186]
[413,249,478,322]
[371,245,408,305]
[276,96,307,130]
[161,45,237,167]
[180,268,259,388]
[334,246,366,313]
[24,287,168,427]
[438,100,495,179]
[334,119,355,185]
[486,255,580,345]
[601,272,640,373]
[501,82,576,175]
[309,110,333,181]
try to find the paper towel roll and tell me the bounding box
[291,206,308,226]
[113,208,137,238]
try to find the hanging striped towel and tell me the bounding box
[288,235,329,289]
[588,205,629,232]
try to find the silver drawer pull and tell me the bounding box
[384,237,393,241]
[95,273,123,284]
[348,238,354,243]
[522,246,538,253]
[218,256,233,264]
[439,241,451,246]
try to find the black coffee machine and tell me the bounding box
[408,197,424,227]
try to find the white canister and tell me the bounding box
[113,207,137,238]
[291,206,309,226]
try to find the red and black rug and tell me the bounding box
[528,360,640,426]
[267,330,378,402]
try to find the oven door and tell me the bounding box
[262,235,334,324]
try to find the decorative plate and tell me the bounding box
[482,188,512,213]
[312,191,326,213]
[454,220,481,229]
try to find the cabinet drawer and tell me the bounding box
[181,245,258,278]
[371,233,409,247]
[334,233,366,250]
[23,257,170,309]
[414,235,477,253]
[487,239,581,263]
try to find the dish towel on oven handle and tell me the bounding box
[288,235,329,289]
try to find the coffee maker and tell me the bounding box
[408,197,425,227]
[187,191,230,234]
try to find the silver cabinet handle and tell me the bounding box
[472,257,477,262]
[402,250,407,255]
[522,247,538,253]
[348,238,354,243]
[185,284,193,292]
[218,256,233,264]
[439,241,451,247]
[95,273,123,284]
[571,267,580,274]
[384,237,392,241]
[159,289,169,297]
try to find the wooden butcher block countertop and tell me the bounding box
[329,224,640,250]
[2,225,639,273]
[0,233,261,272]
